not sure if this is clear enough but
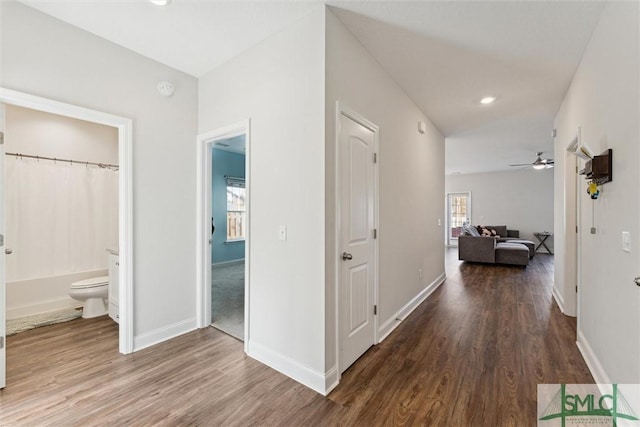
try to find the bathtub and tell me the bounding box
[6,269,108,320]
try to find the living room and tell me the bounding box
[445,167,554,255]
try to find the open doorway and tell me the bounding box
[211,137,246,340]
[196,120,250,349]
[0,88,133,388]
[4,105,119,332]
[445,192,471,246]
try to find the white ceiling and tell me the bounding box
[214,135,246,155]
[329,1,605,174]
[19,0,606,174]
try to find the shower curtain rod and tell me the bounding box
[5,152,119,170]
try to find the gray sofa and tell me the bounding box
[458,225,535,267]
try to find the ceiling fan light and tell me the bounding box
[149,0,171,6]
[533,164,546,170]
[480,96,496,105]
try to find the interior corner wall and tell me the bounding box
[554,1,639,383]
[325,9,445,376]
[445,169,554,247]
[1,2,199,344]
[198,6,327,392]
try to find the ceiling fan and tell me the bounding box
[510,152,554,170]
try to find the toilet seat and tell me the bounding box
[70,276,109,289]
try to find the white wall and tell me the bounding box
[554,1,639,383]
[1,2,199,343]
[445,169,554,247]
[325,10,445,380]
[199,7,327,392]
[5,105,118,164]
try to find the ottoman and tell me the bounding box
[505,239,535,258]
[495,242,529,266]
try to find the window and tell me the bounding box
[446,192,471,245]
[226,176,246,241]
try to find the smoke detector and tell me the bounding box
[157,81,175,97]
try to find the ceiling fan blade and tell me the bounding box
[509,153,554,168]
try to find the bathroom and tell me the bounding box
[4,105,119,333]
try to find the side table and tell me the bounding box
[533,232,553,254]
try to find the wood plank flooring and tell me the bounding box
[0,249,593,426]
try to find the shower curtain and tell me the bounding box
[5,157,118,282]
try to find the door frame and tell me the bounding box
[334,102,379,379]
[557,129,581,319]
[196,120,250,352]
[569,129,582,320]
[0,87,134,354]
[445,191,472,246]
[1,118,5,388]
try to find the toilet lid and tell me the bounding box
[71,276,109,289]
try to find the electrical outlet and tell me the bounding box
[278,225,287,241]
[437,219,441,226]
[418,269,423,279]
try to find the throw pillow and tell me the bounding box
[478,226,500,238]
[464,223,481,237]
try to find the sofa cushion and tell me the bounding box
[485,225,508,237]
[495,243,529,266]
[504,239,535,258]
[507,229,520,238]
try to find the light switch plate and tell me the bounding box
[278,225,287,241]
[622,231,631,252]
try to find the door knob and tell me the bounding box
[5,248,12,255]
[342,252,353,261]
[635,277,640,287]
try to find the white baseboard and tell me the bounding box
[552,286,566,314]
[324,366,339,395]
[576,329,611,384]
[247,340,328,395]
[377,272,446,343]
[133,317,197,352]
[211,259,245,268]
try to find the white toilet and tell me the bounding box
[69,276,109,318]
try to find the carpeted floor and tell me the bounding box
[211,262,244,341]
[6,307,82,336]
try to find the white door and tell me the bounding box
[339,112,376,373]
[446,192,471,245]
[0,104,6,389]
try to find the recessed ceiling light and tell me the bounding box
[149,0,171,6]
[480,96,496,105]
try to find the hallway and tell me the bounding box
[329,249,592,425]
[0,249,592,426]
